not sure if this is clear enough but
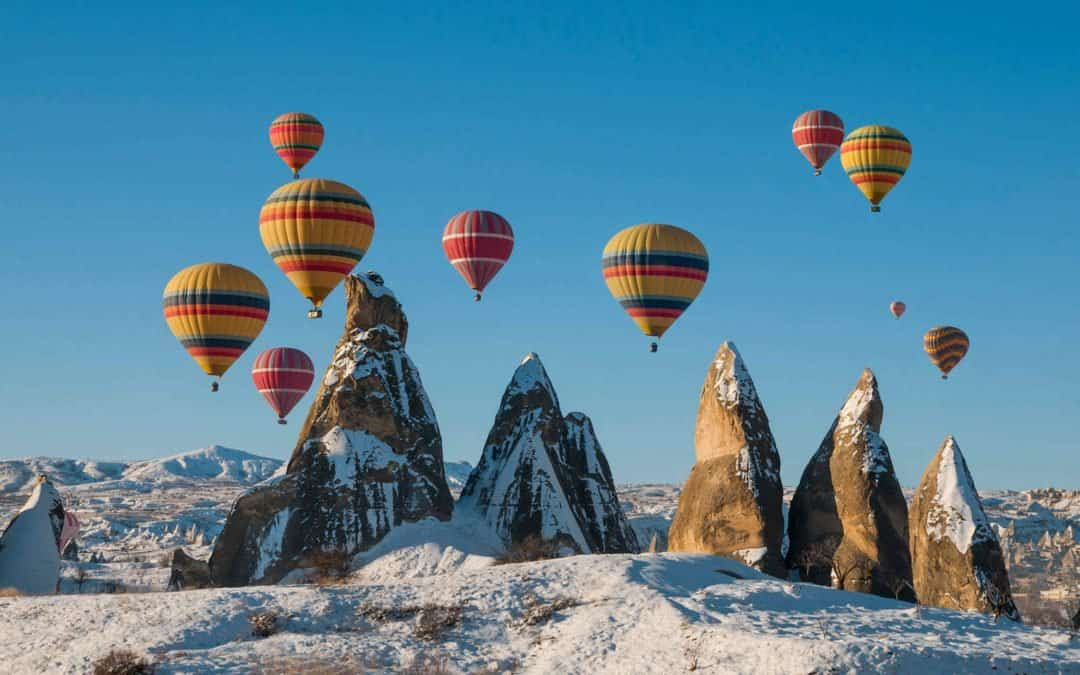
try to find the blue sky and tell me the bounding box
[2,2,1077,489]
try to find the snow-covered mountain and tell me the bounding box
[443,460,473,495]
[0,457,127,492]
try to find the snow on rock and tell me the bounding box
[443,461,473,496]
[910,436,1019,620]
[786,369,913,599]
[209,273,454,586]
[0,476,66,594]
[458,353,638,555]
[668,342,786,577]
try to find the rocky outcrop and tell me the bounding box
[209,273,454,586]
[667,342,785,577]
[0,475,65,594]
[168,548,212,591]
[786,369,913,600]
[910,436,1019,620]
[458,353,638,554]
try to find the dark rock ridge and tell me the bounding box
[209,273,454,586]
[458,353,638,554]
[909,436,1019,620]
[667,342,786,577]
[785,369,914,600]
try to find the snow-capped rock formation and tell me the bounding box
[458,353,638,554]
[786,369,913,600]
[0,475,66,594]
[209,273,454,586]
[910,436,1019,620]
[667,342,785,577]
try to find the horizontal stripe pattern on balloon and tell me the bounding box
[252,347,315,421]
[923,326,969,378]
[792,110,844,173]
[269,113,324,177]
[163,263,269,377]
[840,125,912,210]
[602,223,708,339]
[442,210,514,297]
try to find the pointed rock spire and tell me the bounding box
[0,475,66,595]
[910,436,1019,620]
[668,342,786,577]
[786,369,913,599]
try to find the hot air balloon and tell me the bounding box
[269,113,325,179]
[251,347,315,424]
[442,210,514,301]
[890,301,906,319]
[923,326,969,379]
[602,223,708,352]
[792,110,844,176]
[840,125,912,212]
[259,178,375,318]
[163,263,269,391]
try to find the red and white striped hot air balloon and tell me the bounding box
[251,347,315,424]
[792,110,845,175]
[441,210,514,301]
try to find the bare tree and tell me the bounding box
[791,535,841,584]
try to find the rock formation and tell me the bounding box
[786,369,913,600]
[0,475,65,594]
[209,273,454,586]
[168,548,212,590]
[458,353,638,554]
[909,436,1019,620]
[667,342,785,577]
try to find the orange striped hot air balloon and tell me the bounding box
[923,326,969,379]
[259,179,375,318]
[792,110,844,176]
[840,125,912,212]
[890,301,906,319]
[269,113,324,178]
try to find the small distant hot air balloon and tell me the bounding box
[890,301,906,319]
[251,347,315,424]
[269,113,324,179]
[923,326,969,379]
[792,110,844,176]
[602,223,708,352]
[163,263,269,391]
[59,511,79,554]
[840,125,912,212]
[442,210,514,301]
[260,178,375,318]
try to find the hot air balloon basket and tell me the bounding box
[308,308,323,319]
[278,419,287,425]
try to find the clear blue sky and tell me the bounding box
[2,2,1077,490]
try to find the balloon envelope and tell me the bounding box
[442,210,514,298]
[792,110,844,174]
[163,263,269,378]
[602,223,708,340]
[923,326,969,378]
[269,113,324,178]
[890,301,906,319]
[252,347,315,421]
[259,179,375,314]
[840,125,912,211]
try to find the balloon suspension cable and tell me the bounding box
[278,418,287,425]
[814,168,822,176]
[293,169,299,180]
[870,205,881,213]
[649,341,658,353]
[210,380,219,392]
[474,292,482,302]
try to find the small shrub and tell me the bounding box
[103,581,127,594]
[307,549,351,584]
[414,604,464,640]
[401,654,453,675]
[494,535,561,565]
[249,610,280,638]
[0,587,20,598]
[91,649,155,675]
[514,594,580,627]
[249,654,379,674]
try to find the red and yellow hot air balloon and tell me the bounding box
[442,210,514,301]
[792,110,844,176]
[890,301,906,319]
[840,125,912,212]
[259,178,375,318]
[923,326,969,379]
[269,113,324,179]
[163,263,269,391]
[251,347,315,424]
[602,223,708,352]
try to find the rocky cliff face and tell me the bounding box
[667,342,785,577]
[786,369,913,600]
[910,436,1019,620]
[458,353,638,554]
[0,476,65,594]
[209,273,454,586]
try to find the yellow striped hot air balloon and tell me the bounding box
[602,223,708,352]
[840,125,912,212]
[923,326,969,379]
[259,179,375,318]
[163,263,269,391]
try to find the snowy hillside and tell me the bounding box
[0,457,126,492]
[1,549,1075,673]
